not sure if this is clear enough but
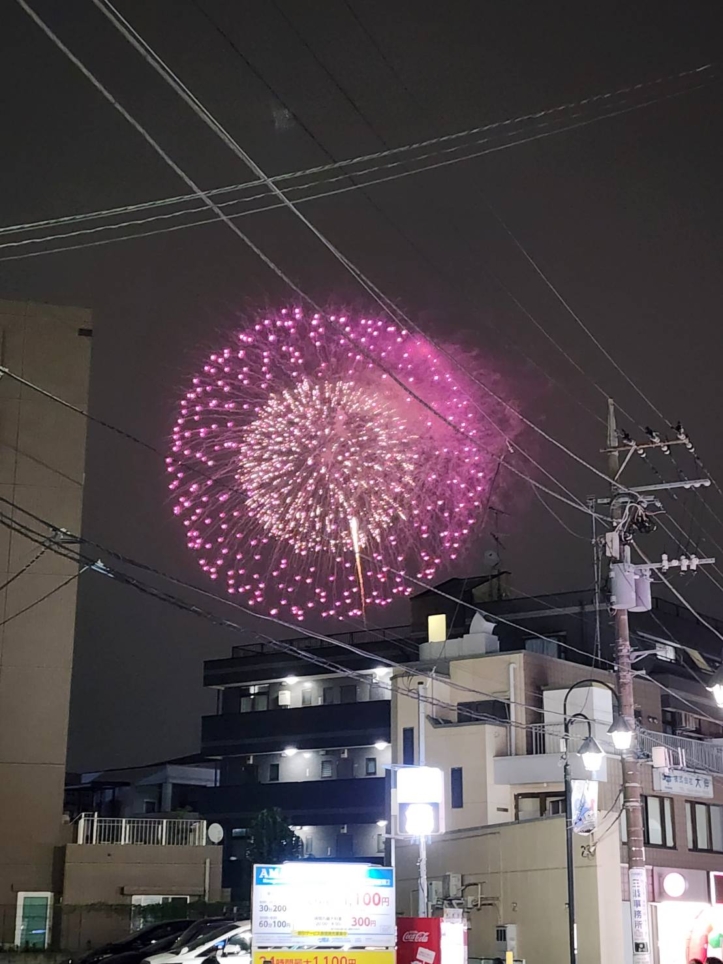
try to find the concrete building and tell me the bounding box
[0,300,224,952]
[64,759,218,820]
[0,298,92,946]
[391,588,723,964]
[196,628,426,895]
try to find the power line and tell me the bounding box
[86,0,640,525]
[0,505,576,722]
[2,58,712,241]
[0,568,85,629]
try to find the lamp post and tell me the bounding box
[562,679,633,964]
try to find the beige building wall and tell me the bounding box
[395,815,624,964]
[62,844,223,904]
[0,300,91,918]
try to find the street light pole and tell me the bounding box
[562,679,630,964]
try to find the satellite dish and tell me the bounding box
[484,549,499,567]
[207,823,224,844]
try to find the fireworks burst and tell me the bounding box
[167,307,513,621]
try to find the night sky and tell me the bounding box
[2,0,722,769]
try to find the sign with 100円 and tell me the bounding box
[252,863,396,948]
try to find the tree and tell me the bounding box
[245,808,303,865]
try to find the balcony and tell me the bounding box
[75,813,207,846]
[201,699,390,756]
[194,776,387,824]
[205,628,422,687]
[493,723,723,788]
[638,728,723,774]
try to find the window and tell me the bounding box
[515,793,566,821]
[644,796,675,847]
[402,727,415,766]
[623,796,675,847]
[323,686,335,705]
[340,684,357,704]
[321,759,334,779]
[524,634,564,659]
[240,685,269,713]
[365,757,377,776]
[305,837,313,856]
[302,687,312,706]
[451,767,464,809]
[269,763,280,782]
[687,801,723,852]
[143,799,157,814]
[377,833,385,853]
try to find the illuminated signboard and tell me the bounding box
[252,863,396,948]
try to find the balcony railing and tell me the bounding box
[523,723,723,775]
[75,813,207,846]
[638,729,723,773]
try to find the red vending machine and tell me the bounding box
[397,916,467,964]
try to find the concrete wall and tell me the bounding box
[61,843,222,905]
[395,815,624,964]
[0,300,91,924]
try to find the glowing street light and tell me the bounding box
[579,735,605,773]
[608,714,634,751]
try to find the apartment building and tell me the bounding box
[391,592,723,964]
[196,627,427,895]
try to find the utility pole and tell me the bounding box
[606,400,650,964]
[600,402,714,964]
[417,679,427,917]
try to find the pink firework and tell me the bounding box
[167,307,512,621]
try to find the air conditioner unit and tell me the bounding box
[443,873,463,898]
[277,690,291,707]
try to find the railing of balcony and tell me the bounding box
[522,723,723,774]
[75,813,207,846]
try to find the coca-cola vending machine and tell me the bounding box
[397,916,467,964]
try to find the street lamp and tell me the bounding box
[578,735,605,772]
[706,664,723,708]
[562,679,629,964]
[608,714,634,751]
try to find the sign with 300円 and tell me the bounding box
[252,863,396,948]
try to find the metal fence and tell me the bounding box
[523,722,723,775]
[75,814,207,846]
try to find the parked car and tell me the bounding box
[144,921,250,964]
[76,920,194,964]
[101,933,180,964]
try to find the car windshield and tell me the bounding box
[176,924,236,953]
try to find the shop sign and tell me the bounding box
[653,768,713,798]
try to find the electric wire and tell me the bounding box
[189,0,608,435]
[0,498,633,731]
[17,0,610,531]
[17,0,723,749]
[85,0,644,521]
[0,543,49,593]
[0,568,85,629]
[1,60,712,240]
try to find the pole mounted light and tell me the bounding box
[707,665,723,708]
[608,714,634,751]
[578,735,605,772]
